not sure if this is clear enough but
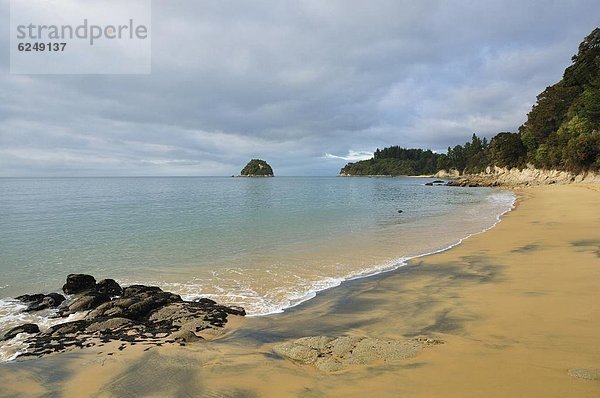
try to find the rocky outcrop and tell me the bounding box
[434,169,460,178]
[446,166,600,187]
[3,274,246,359]
[240,159,274,176]
[62,274,97,294]
[96,279,123,296]
[484,166,600,186]
[2,324,40,340]
[16,293,66,312]
[273,336,443,372]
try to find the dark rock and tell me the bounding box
[122,285,164,298]
[96,279,123,296]
[225,306,246,316]
[12,276,246,359]
[26,293,66,312]
[88,286,182,321]
[63,274,96,295]
[64,292,111,313]
[397,210,403,214]
[17,293,66,312]
[47,320,89,335]
[16,294,45,303]
[193,298,217,306]
[425,182,433,186]
[433,180,444,184]
[3,323,40,340]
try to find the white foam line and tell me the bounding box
[247,191,517,317]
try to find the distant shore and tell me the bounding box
[1,184,599,397]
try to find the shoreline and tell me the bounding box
[1,184,599,397]
[244,187,516,318]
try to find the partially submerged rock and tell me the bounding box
[3,274,246,359]
[273,335,443,372]
[63,274,97,294]
[2,324,40,340]
[16,293,66,312]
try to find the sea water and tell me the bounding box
[0,177,514,352]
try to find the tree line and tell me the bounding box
[341,28,600,176]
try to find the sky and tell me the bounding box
[0,0,599,176]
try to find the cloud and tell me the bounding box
[0,0,598,176]
[324,150,374,162]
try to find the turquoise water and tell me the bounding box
[0,177,514,331]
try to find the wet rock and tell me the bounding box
[433,180,444,184]
[64,292,111,313]
[3,323,40,340]
[63,274,96,294]
[16,293,66,312]
[225,306,246,316]
[15,294,45,303]
[10,274,245,359]
[425,182,433,186]
[96,279,123,296]
[122,285,164,298]
[274,335,443,372]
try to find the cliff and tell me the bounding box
[447,165,600,187]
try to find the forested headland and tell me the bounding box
[341,28,600,176]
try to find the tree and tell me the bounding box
[489,133,526,168]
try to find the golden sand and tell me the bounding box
[1,184,599,397]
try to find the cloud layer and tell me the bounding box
[1,0,598,176]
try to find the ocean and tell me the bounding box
[0,176,514,354]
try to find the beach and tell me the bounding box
[1,183,599,397]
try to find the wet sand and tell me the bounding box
[1,184,599,397]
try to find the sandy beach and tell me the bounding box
[1,183,599,397]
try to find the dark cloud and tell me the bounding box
[0,0,598,176]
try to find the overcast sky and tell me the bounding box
[1,0,598,176]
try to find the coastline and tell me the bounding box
[1,184,599,397]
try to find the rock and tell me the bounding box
[88,286,182,321]
[171,329,202,342]
[10,274,245,359]
[47,320,89,335]
[122,285,164,298]
[433,180,444,184]
[64,292,111,313]
[85,317,134,333]
[225,306,246,316]
[274,335,442,372]
[240,159,274,177]
[397,210,403,213]
[96,279,123,296]
[17,293,66,312]
[193,297,217,306]
[15,294,45,303]
[425,182,433,186]
[3,324,40,340]
[63,274,96,295]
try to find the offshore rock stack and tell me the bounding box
[2,274,245,359]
